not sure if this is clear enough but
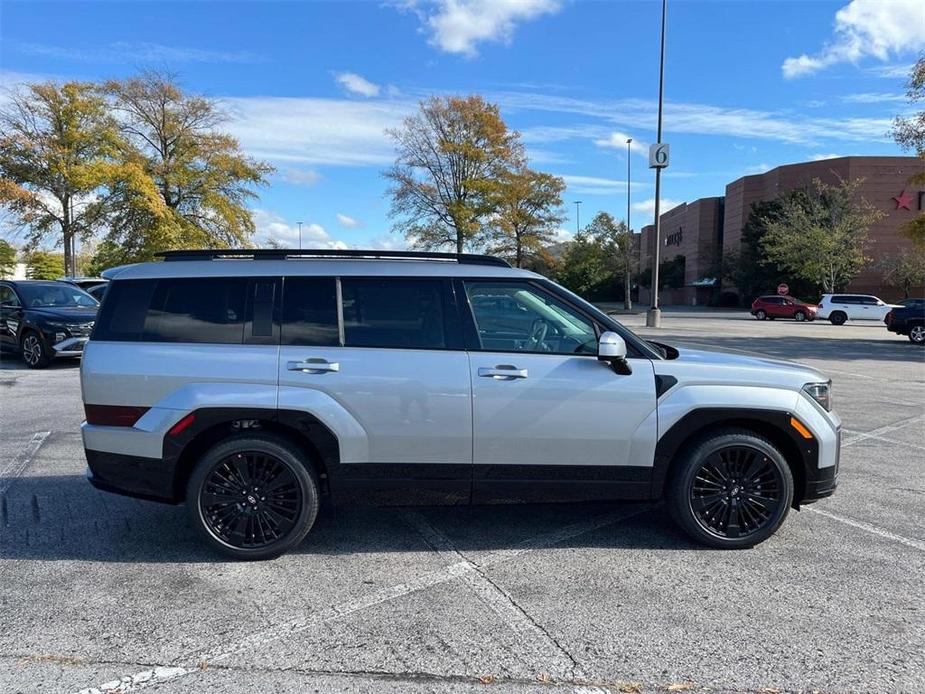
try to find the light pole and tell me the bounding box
[297,221,303,250]
[574,201,583,233]
[646,0,667,328]
[626,138,633,310]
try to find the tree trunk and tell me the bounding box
[515,238,522,268]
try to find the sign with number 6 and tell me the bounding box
[649,143,670,169]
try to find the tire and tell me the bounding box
[186,433,320,560]
[909,324,925,345]
[794,311,806,322]
[666,428,794,549]
[755,310,766,320]
[829,311,847,326]
[20,331,51,369]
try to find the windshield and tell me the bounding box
[18,283,99,309]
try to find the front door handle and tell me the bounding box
[287,358,340,373]
[478,365,528,379]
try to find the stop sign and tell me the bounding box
[777,283,789,296]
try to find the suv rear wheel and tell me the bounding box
[21,331,50,369]
[186,433,320,560]
[829,311,847,326]
[666,428,794,549]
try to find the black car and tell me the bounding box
[0,280,99,368]
[885,298,925,344]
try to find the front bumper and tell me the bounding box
[802,427,840,503]
[52,336,89,357]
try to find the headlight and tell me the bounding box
[803,381,832,411]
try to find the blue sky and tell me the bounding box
[1,0,922,250]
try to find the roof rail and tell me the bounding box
[156,248,511,267]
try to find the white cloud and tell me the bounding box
[809,152,845,161]
[840,92,907,103]
[561,175,630,196]
[224,96,410,166]
[334,72,381,98]
[281,168,322,186]
[365,234,409,251]
[867,62,914,79]
[251,209,347,249]
[336,213,361,228]
[16,41,264,64]
[744,163,770,174]
[594,131,648,156]
[408,0,562,57]
[631,198,683,217]
[782,0,925,78]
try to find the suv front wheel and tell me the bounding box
[21,331,51,369]
[186,433,320,560]
[666,428,794,549]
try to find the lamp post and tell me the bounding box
[574,200,583,233]
[626,138,633,310]
[297,221,303,250]
[646,0,667,328]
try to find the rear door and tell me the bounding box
[0,285,22,349]
[277,276,472,503]
[461,279,657,503]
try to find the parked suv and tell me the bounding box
[81,250,841,559]
[0,280,99,368]
[885,298,925,344]
[816,293,898,325]
[750,295,818,322]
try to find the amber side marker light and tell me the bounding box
[790,417,813,440]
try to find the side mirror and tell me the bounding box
[598,331,631,374]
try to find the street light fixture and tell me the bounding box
[574,201,583,233]
[646,0,668,328]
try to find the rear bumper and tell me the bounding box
[85,449,178,503]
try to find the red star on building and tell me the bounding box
[892,190,914,210]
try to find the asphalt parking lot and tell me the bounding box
[1,309,923,694]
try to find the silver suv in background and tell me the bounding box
[81,249,841,560]
[816,293,900,325]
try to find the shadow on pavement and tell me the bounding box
[0,474,699,563]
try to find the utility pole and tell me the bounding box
[646,0,668,328]
[574,201,583,233]
[626,138,633,310]
[297,221,303,250]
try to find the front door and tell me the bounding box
[277,276,472,504]
[0,285,23,350]
[461,280,658,503]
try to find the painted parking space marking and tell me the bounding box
[806,507,925,553]
[72,506,648,694]
[0,431,50,496]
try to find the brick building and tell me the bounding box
[636,155,924,304]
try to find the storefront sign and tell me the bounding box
[665,229,682,246]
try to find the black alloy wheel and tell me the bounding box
[21,332,50,369]
[188,434,319,560]
[667,428,793,549]
[688,445,784,540]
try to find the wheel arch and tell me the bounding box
[165,408,340,502]
[652,408,815,507]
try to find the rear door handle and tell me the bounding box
[478,365,528,379]
[287,358,340,373]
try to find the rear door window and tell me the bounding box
[341,278,448,349]
[281,277,339,346]
[144,278,248,344]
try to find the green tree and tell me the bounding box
[556,213,633,301]
[104,71,273,259]
[0,81,131,276]
[384,95,524,253]
[0,239,17,278]
[891,56,925,248]
[485,166,565,267]
[25,250,64,279]
[878,251,925,298]
[760,178,883,293]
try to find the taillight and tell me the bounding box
[84,404,149,427]
[885,310,893,326]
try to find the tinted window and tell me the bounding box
[17,283,98,308]
[281,277,338,346]
[341,279,446,349]
[145,278,248,344]
[859,296,879,305]
[465,281,598,355]
[92,280,157,341]
[832,295,856,304]
[0,286,19,306]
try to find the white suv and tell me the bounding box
[81,249,841,559]
[816,293,899,325]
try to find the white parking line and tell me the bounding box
[0,431,50,496]
[806,507,925,553]
[72,506,649,694]
[841,414,925,448]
